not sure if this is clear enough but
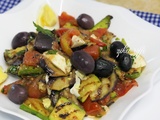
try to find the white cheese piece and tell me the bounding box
[71,35,86,48]
[45,74,49,83]
[44,52,71,74]
[129,51,146,68]
[70,75,81,97]
[70,70,86,97]
[75,70,86,80]
[90,34,97,39]
[42,98,51,109]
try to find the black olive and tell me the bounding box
[110,41,126,60]
[118,53,132,72]
[12,32,30,49]
[8,84,28,104]
[94,57,113,77]
[77,13,94,29]
[71,50,95,74]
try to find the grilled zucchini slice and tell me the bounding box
[49,97,85,120]
[78,74,101,102]
[20,98,50,120]
[90,71,118,101]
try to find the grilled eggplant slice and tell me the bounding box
[49,97,85,120]
[90,71,118,101]
[39,58,66,77]
[40,50,71,77]
[48,70,75,91]
[78,74,101,102]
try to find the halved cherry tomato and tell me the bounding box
[92,28,107,38]
[83,45,100,60]
[81,97,106,117]
[89,36,106,47]
[60,28,80,56]
[114,79,138,97]
[59,12,78,27]
[23,50,41,66]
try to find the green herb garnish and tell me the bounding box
[33,22,54,37]
[46,50,57,54]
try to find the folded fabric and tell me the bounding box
[0,0,160,27]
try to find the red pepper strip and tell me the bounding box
[89,36,107,47]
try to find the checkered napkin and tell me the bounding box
[0,0,21,13]
[131,10,160,27]
[0,0,160,27]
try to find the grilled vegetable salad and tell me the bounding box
[1,11,146,120]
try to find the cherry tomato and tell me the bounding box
[59,12,78,27]
[81,97,106,117]
[23,50,41,66]
[83,45,100,60]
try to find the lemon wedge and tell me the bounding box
[0,66,8,84]
[37,4,57,28]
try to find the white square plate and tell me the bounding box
[0,0,160,120]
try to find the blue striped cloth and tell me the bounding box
[0,0,160,27]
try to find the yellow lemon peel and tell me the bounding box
[37,4,57,28]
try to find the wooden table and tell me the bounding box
[97,0,160,14]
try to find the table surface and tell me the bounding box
[0,0,160,120]
[97,0,160,14]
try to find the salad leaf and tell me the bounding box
[33,22,54,37]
